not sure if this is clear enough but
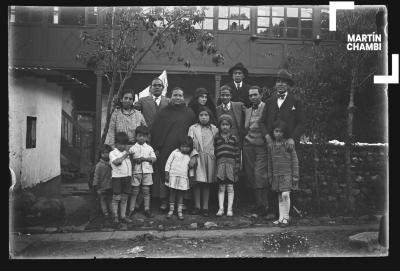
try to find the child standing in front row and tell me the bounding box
[128,125,157,219]
[267,120,299,227]
[214,115,241,217]
[188,106,218,217]
[93,144,113,218]
[165,136,195,220]
[109,132,133,224]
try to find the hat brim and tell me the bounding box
[273,76,294,86]
[228,67,248,77]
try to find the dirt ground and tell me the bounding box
[14,229,386,258]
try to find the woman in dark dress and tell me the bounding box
[150,87,197,210]
[188,87,217,124]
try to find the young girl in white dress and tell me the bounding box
[164,136,195,220]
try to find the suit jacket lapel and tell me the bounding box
[232,103,241,128]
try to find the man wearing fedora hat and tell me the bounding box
[261,69,305,149]
[261,69,305,220]
[218,62,251,108]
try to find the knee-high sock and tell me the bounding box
[169,188,176,205]
[129,186,140,212]
[202,184,210,210]
[227,184,234,212]
[281,191,290,220]
[111,194,121,218]
[142,185,151,211]
[218,185,226,210]
[120,193,129,218]
[193,185,201,209]
[278,193,283,221]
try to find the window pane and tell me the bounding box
[257,17,269,27]
[272,17,284,27]
[218,6,228,18]
[229,19,239,30]
[287,28,298,38]
[240,20,250,31]
[204,6,213,17]
[240,7,250,19]
[301,8,313,18]
[287,17,298,27]
[271,7,284,16]
[203,18,213,29]
[321,8,329,28]
[229,7,239,19]
[87,7,98,25]
[258,6,270,16]
[287,7,298,17]
[301,28,313,39]
[218,19,228,30]
[301,18,312,28]
[59,7,85,25]
[257,27,269,35]
[272,27,283,38]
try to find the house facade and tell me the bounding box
[8,6,335,196]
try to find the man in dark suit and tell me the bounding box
[261,69,305,149]
[134,78,170,129]
[260,69,305,220]
[218,62,251,108]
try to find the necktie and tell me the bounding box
[236,83,240,89]
[223,105,228,111]
[278,92,286,99]
[252,103,259,110]
[154,97,159,105]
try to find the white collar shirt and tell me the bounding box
[235,82,243,89]
[222,102,231,111]
[152,95,161,106]
[129,143,156,174]
[277,92,288,108]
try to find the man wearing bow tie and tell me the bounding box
[261,69,305,150]
[218,62,251,108]
[242,86,270,216]
[261,69,305,220]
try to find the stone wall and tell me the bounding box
[294,144,388,216]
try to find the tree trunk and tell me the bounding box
[345,66,357,213]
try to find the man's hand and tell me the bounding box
[285,138,295,151]
[154,150,160,158]
[265,134,273,145]
[189,156,197,169]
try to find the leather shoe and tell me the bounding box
[191,208,201,215]
[202,209,210,217]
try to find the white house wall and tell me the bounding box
[9,76,62,189]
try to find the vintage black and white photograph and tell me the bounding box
[9,4,389,258]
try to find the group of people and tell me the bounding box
[91,62,305,227]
